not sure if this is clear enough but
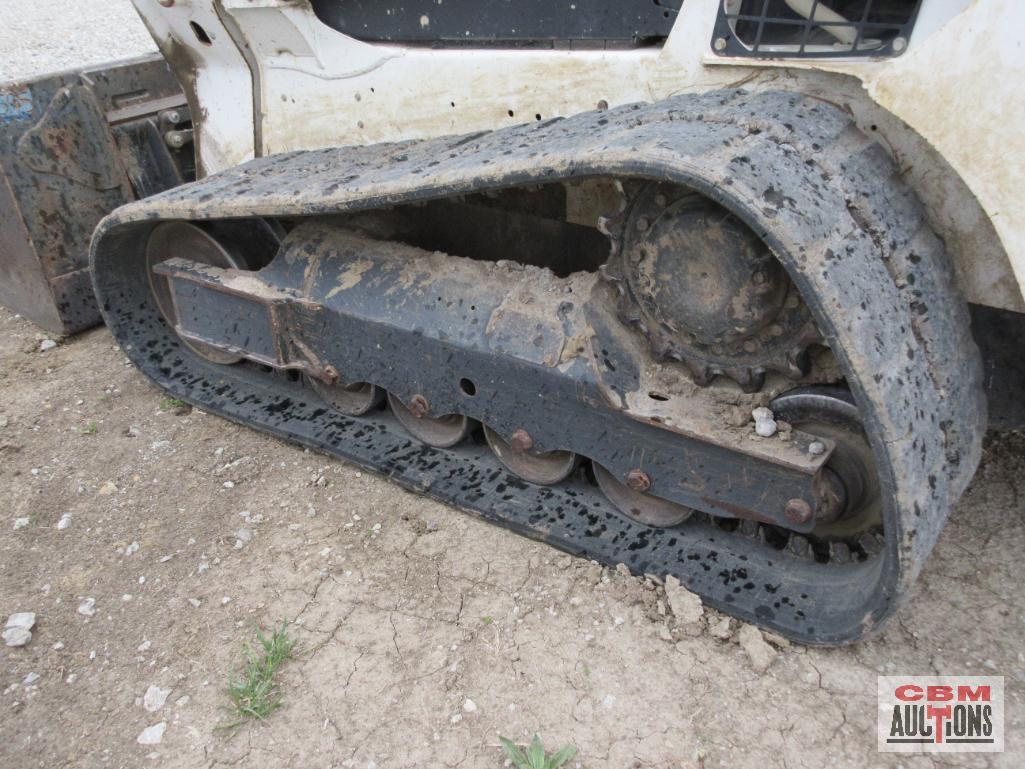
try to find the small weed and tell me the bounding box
[482,615,494,625]
[82,421,98,435]
[222,622,295,728]
[499,734,577,769]
[159,397,188,411]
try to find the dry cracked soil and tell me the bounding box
[1,306,1024,769]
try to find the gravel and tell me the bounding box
[143,686,172,713]
[738,624,778,673]
[136,722,167,746]
[3,612,36,648]
[0,0,156,83]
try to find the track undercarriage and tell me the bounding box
[90,90,985,644]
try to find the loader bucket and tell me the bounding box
[0,54,191,335]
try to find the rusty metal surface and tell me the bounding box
[152,225,833,528]
[91,89,985,643]
[0,54,186,334]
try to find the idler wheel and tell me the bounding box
[146,221,246,365]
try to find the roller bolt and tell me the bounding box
[784,498,813,525]
[409,394,430,418]
[509,428,534,454]
[321,365,339,384]
[626,469,651,492]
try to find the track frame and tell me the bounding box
[90,90,985,644]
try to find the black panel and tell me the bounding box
[712,0,923,59]
[969,304,1025,431]
[310,0,682,47]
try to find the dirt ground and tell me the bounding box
[1,314,1024,769]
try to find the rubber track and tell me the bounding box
[90,90,985,644]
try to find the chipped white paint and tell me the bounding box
[132,0,1025,311]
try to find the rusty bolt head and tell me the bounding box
[408,394,429,419]
[509,428,534,454]
[626,469,651,493]
[321,365,339,384]
[784,498,813,525]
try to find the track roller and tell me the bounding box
[593,464,693,527]
[387,392,472,448]
[483,425,578,485]
[307,376,383,416]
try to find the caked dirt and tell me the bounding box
[0,305,1022,768]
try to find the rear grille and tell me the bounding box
[712,0,923,59]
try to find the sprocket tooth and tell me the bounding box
[787,534,814,560]
[829,541,852,564]
[785,346,812,378]
[686,360,714,387]
[857,532,885,557]
[724,366,765,393]
[739,519,760,538]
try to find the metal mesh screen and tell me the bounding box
[712,0,923,59]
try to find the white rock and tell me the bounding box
[143,685,172,712]
[708,616,733,640]
[125,541,139,556]
[57,513,72,530]
[136,722,167,745]
[39,339,57,351]
[462,698,477,713]
[77,598,96,617]
[137,639,152,653]
[6,612,36,630]
[52,641,64,650]
[187,598,201,608]
[738,624,777,673]
[3,627,32,647]
[664,575,703,625]
[13,517,30,530]
[23,672,40,685]
[449,713,462,724]
[222,481,235,489]
[751,407,778,438]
